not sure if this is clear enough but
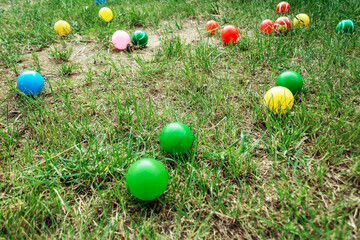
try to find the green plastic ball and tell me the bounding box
[336,19,355,34]
[159,122,194,155]
[275,70,303,95]
[126,158,168,201]
[131,30,148,48]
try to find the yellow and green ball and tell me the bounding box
[131,30,148,48]
[293,14,310,27]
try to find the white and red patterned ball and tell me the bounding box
[260,19,274,34]
[274,17,291,33]
[276,2,290,14]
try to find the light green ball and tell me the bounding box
[159,122,193,156]
[126,158,168,201]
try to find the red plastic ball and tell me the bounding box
[221,25,239,44]
[260,19,274,34]
[276,1,290,14]
[274,17,291,33]
[205,20,219,34]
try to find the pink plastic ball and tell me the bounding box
[111,30,131,50]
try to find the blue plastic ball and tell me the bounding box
[94,0,105,6]
[17,71,44,95]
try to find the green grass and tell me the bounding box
[49,45,73,62]
[1,0,360,238]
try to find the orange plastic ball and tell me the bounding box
[205,20,219,34]
[221,25,239,44]
[260,19,274,34]
[274,17,291,33]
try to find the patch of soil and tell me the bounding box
[0,18,245,105]
[0,3,11,11]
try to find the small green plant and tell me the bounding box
[156,36,183,60]
[81,65,94,83]
[57,62,77,76]
[31,52,42,72]
[10,62,19,75]
[175,17,183,30]
[0,44,21,73]
[49,46,73,62]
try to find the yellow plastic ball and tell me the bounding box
[293,14,310,27]
[54,20,71,36]
[264,86,294,114]
[99,7,113,22]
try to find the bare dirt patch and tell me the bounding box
[0,3,11,11]
[0,18,244,107]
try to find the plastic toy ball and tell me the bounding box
[17,71,44,95]
[276,1,290,14]
[260,19,274,34]
[293,14,310,27]
[54,20,71,36]
[274,17,291,33]
[221,25,239,44]
[205,20,219,35]
[275,71,303,95]
[336,19,355,34]
[99,7,113,22]
[159,122,194,156]
[112,30,131,50]
[94,0,105,6]
[126,158,168,201]
[264,87,294,114]
[131,30,149,48]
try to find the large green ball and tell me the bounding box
[159,122,194,156]
[336,19,355,34]
[126,158,168,201]
[275,70,303,95]
[131,30,148,48]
